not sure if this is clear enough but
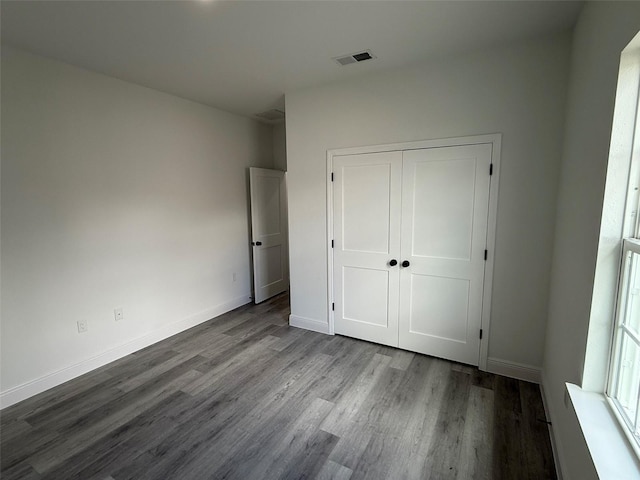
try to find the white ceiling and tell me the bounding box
[1,1,583,121]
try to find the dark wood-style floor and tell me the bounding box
[1,293,556,480]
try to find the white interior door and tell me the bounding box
[398,144,492,365]
[333,152,402,347]
[250,167,288,304]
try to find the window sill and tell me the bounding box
[566,383,640,479]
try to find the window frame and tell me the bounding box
[606,104,640,453]
[605,59,640,462]
[607,238,640,456]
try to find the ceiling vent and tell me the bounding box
[333,50,376,66]
[255,109,285,122]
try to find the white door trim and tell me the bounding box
[326,133,501,371]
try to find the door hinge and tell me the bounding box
[331,239,334,248]
[332,303,335,311]
[331,172,334,182]
[484,249,488,261]
[480,329,483,340]
[489,164,493,176]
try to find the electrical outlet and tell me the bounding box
[114,308,124,321]
[77,320,88,333]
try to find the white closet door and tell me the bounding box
[333,152,402,347]
[398,144,492,365]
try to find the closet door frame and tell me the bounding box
[326,133,501,371]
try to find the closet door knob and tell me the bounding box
[389,259,398,266]
[402,260,410,268]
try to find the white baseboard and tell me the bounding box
[0,294,251,409]
[485,357,542,383]
[540,373,566,480]
[289,314,331,334]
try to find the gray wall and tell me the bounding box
[1,47,273,404]
[285,33,571,369]
[543,3,640,479]
[273,122,287,172]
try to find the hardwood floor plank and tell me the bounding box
[20,376,119,428]
[350,430,404,480]
[0,461,42,480]
[0,427,58,471]
[149,341,332,447]
[42,442,142,480]
[320,334,357,357]
[116,351,204,392]
[140,352,335,479]
[107,451,155,480]
[316,340,381,404]
[355,354,433,437]
[24,383,125,432]
[1,293,557,480]
[0,371,113,425]
[320,353,392,436]
[191,323,282,372]
[315,459,353,480]
[493,375,525,480]
[102,348,180,383]
[349,366,404,431]
[324,357,416,477]
[21,349,183,430]
[471,368,497,390]
[519,381,557,480]
[181,335,279,396]
[496,375,522,415]
[238,397,336,479]
[40,392,185,480]
[28,368,203,473]
[422,370,472,480]
[275,429,340,480]
[384,357,451,480]
[261,310,290,327]
[190,334,329,407]
[171,330,234,357]
[0,419,32,445]
[269,325,306,351]
[158,311,254,351]
[456,385,494,480]
[389,349,415,371]
[328,427,373,471]
[221,315,269,336]
[64,356,205,433]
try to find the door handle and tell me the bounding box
[389,259,398,267]
[401,260,410,268]
[252,241,262,246]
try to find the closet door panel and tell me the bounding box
[333,151,402,347]
[399,144,492,365]
[407,274,470,342]
[410,156,476,260]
